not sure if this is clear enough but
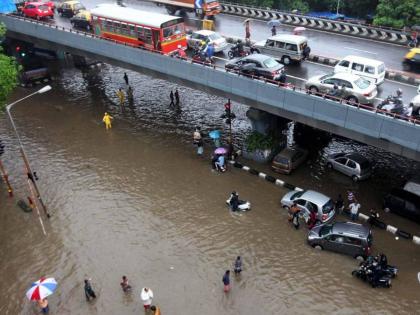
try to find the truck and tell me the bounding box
[151,0,221,19]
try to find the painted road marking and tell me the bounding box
[343,47,378,55]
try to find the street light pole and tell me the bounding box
[5,85,52,220]
[336,0,340,15]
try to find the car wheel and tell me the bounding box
[35,15,40,20]
[281,56,291,65]
[251,48,260,54]
[309,86,319,94]
[355,255,365,261]
[383,207,390,213]
[351,175,359,182]
[227,50,234,59]
[283,205,290,211]
[351,270,358,277]
[347,96,358,104]
[86,24,91,31]
[313,244,323,250]
[326,162,333,169]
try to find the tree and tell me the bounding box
[374,0,420,28]
[0,23,19,111]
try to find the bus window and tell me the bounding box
[120,24,128,36]
[144,29,152,45]
[163,27,174,38]
[129,25,136,37]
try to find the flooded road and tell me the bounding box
[1,62,420,314]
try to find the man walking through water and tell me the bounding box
[175,88,180,106]
[102,112,113,130]
[169,90,175,107]
[123,72,129,85]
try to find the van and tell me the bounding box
[383,188,420,224]
[334,55,386,85]
[271,146,308,174]
[251,35,310,65]
[308,222,372,260]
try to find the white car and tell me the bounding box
[186,30,228,53]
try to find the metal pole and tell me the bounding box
[336,0,340,15]
[5,86,52,219]
[0,159,13,197]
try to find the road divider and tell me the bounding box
[228,159,420,246]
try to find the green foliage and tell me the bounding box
[374,0,420,28]
[245,131,275,152]
[0,23,19,111]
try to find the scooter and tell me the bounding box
[226,194,251,211]
[377,96,405,115]
[227,44,249,59]
[352,265,392,288]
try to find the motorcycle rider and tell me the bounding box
[328,83,340,98]
[229,191,239,211]
[394,88,403,105]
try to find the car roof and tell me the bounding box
[268,34,307,44]
[341,55,385,67]
[301,190,330,205]
[194,30,216,36]
[332,222,370,238]
[27,2,48,5]
[345,153,369,164]
[244,54,276,62]
[62,0,81,4]
[332,72,363,82]
[277,146,307,158]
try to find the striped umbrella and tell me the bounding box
[26,277,57,301]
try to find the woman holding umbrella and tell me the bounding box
[26,277,57,314]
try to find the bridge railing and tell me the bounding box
[5,12,420,127]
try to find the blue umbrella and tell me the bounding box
[209,130,221,139]
[267,19,281,27]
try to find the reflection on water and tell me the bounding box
[0,62,419,314]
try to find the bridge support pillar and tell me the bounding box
[72,54,87,68]
[246,108,289,138]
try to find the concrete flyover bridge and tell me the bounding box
[1,14,420,161]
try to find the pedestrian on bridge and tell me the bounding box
[117,88,125,105]
[123,72,129,85]
[169,90,175,107]
[102,112,113,130]
[244,19,251,45]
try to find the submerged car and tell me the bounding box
[308,222,372,260]
[225,54,285,82]
[305,72,377,104]
[281,190,335,223]
[271,146,308,175]
[186,30,228,53]
[326,152,372,181]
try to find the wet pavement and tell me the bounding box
[1,61,420,314]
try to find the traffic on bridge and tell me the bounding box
[0,0,420,314]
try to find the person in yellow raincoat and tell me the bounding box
[116,88,125,105]
[103,112,113,130]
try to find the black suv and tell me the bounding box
[383,188,420,223]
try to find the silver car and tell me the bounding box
[305,72,378,104]
[308,222,372,260]
[281,190,335,223]
[186,30,228,53]
[326,152,372,182]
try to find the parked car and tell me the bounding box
[305,72,377,104]
[186,30,228,53]
[281,190,335,223]
[271,146,308,174]
[383,182,420,224]
[57,0,85,17]
[402,48,420,73]
[225,54,285,82]
[326,152,372,181]
[22,2,54,20]
[70,10,91,31]
[334,55,386,85]
[308,222,372,260]
[251,34,310,65]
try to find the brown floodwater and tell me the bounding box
[0,62,420,315]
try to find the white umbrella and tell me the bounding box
[267,19,281,27]
[26,277,57,301]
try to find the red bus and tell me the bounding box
[90,4,187,54]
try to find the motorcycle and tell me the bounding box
[377,95,406,115]
[364,255,398,278]
[352,265,392,288]
[226,194,251,211]
[227,43,249,59]
[192,47,214,66]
